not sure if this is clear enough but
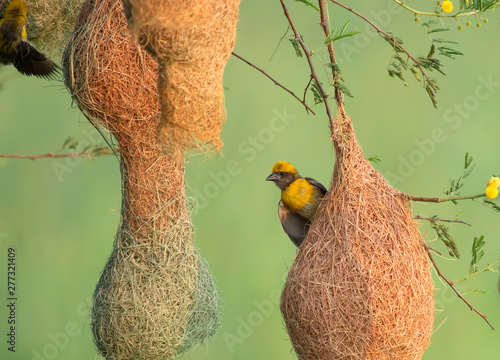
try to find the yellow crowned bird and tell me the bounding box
[0,0,59,79]
[266,161,327,247]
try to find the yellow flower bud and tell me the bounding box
[484,18,489,23]
[458,25,463,30]
[487,176,500,188]
[477,23,482,28]
[485,186,499,199]
[441,0,454,13]
[466,21,471,26]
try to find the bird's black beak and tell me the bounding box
[266,173,279,182]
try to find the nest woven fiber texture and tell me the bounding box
[25,0,85,60]
[63,0,220,358]
[122,0,240,154]
[92,222,219,360]
[281,107,435,360]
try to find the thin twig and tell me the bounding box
[0,152,89,160]
[303,77,314,108]
[0,148,113,160]
[414,215,471,227]
[393,0,482,18]
[421,241,495,330]
[318,0,342,109]
[231,52,315,115]
[453,258,500,284]
[329,0,437,92]
[408,193,485,203]
[279,0,335,131]
[418,236,442,256]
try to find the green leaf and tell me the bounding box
[310,79,324,104]
[431,223,460,258]
[444,152,475,198]
[334,82,354,98]
[425,83,438,108]
[470,235,485,273]
[427,28,450,34]
[483,199,500,212]
[462,289,488,295]
[326,62,341,72]
[367,155,382,164]
[427,44,436,59]
[422,20,439,28]
[438,46,464,59]
[465,152,473,169]
[325,20,362,44]
[295,0,320,11]
[432,38,459,44]
[289,37,303,57]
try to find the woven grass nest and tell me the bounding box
[122,0,240,154]
[61,0,239,359]
[281,106,435,360]
[24,0,85,60]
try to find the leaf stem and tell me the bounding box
[392,0,481,18]
[421,240,495,330]
[329,0,437,93]
[453,258,500,284]
[279,0,335,132]
[231,52,316,115]
[408,193,485,203]
[414,215,471,226]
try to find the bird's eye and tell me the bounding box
[279,171,285,176]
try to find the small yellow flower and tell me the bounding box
[487,176,500,188]
[485,186,499,199]
[441,0,454,13]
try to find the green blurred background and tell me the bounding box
[1,0,499,359]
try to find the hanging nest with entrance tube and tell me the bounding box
[61,0,240,359]
[280,104,435,360]
[122,0,240,154]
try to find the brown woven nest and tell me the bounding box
[24,0,85,61]
[281,105,435,360]
[61,0,235,358]
[122,0,240,154]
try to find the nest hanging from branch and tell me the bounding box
[281,105,435,360]
[122,0,240,154]
[61,0,240,358]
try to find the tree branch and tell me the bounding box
[414,215,471,227]
[0,148,113,160]
[329,0,437,93]
[421,240,495,330]
[393,0,481,18]
[231,52,316,115]
[318,0,343,110]
[453,258,500,285]
[408,193,485,203]
[279,0,335,132]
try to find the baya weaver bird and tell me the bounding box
[266,161,327,247]
[0,0,59,79]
